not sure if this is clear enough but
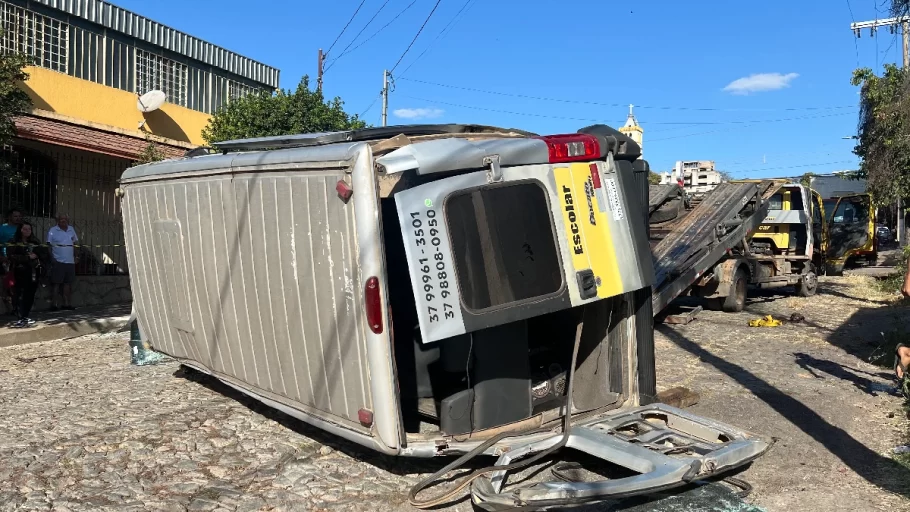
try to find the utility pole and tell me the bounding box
[317,49,324,92]
[850,17,910,246]
[381,70,389,127]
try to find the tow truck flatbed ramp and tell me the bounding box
[650,180,785,315]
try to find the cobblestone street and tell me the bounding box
[1,276,909,512]
[0,331,438,512]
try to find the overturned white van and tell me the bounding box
[120,124,768,510]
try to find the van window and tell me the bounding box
[446,182,562,311]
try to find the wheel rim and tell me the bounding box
[804,272,818,291]
[735,277,746,306]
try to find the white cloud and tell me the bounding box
[393,107,444,120]
[722,73,799,95]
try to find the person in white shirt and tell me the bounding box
[47,214,79,311]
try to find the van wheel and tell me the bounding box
[795,271,818,297]
[722,267,748,313]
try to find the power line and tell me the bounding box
[398,94,857,128]
[325,0,393,72]
[359,93,383,117]
[732,160,856,175]
[398,77,858,112]
[398,0,476,78]
[647,112,857,142]
[390,0,443,74]
[326,0,368,58]
[330,0,418,64]
[846,0,860,66]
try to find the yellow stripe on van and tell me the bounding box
[554,163,623,298]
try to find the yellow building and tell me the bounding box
[1,0,279,309]
[618,104,643,157]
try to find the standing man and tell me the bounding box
[0,209,23,316]
[47,214,78,311]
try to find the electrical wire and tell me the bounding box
[325,0,367,58]
[397,0,476,78]
[846,0,860,66]
[390,0,443,74]
[730,160,856,176]
[324,0,393,73]
[330,0,418,63]
[398,78,858,112]
[359,93,383,117]
[397,94,857,128]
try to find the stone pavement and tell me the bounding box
[0,332,441,512]
[0,331,763,512]
[0,303,130,348]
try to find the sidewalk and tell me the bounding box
[0,303,131,348]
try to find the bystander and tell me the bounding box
[47,214,78,311]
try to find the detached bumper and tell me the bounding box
[471,404,769,511]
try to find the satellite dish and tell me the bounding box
[137,90,167,113]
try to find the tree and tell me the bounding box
[202,76,367,145]
[135,140,166,164]
[799,172,816,187]
[850,65,910,201]
[648,171,662,184]
[0,42,32,176]
[718,170,733,182]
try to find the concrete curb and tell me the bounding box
[0,315,131,348]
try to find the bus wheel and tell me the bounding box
[795,271,818,297]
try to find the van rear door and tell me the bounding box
[385,139,652,344]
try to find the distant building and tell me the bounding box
[618,104,643,157]
[660,160,724,196]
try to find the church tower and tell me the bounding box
[618,104,644,157]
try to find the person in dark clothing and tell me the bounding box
[7,222,48,328]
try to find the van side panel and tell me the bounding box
[122,169,373,430]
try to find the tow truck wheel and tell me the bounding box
[722,267,748,313]
[795,271,818,297]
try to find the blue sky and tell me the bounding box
[115,0,898,178]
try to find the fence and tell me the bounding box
[1,140,130,275]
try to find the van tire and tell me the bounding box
[650,197,683,224]
[722,267,748,313]
[795,271,818,297]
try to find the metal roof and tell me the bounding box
[32,0,280,88]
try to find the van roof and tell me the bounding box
[212,124,537,153]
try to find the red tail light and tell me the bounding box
[537,134,600,163]
[588,163,602,189]
[365,276,383,334]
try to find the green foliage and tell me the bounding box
[647,170,662,185]
[851,65,910,201]
[135,141,166,164]
[799,172,816,187]
[0,40,33,182]
[201,75,367,145]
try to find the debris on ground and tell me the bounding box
[748,315,782,327]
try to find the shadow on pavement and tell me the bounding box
[794,352,897,397]
[657,325,910,499]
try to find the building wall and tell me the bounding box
[3,140,129,276]
[21,66,210,145]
